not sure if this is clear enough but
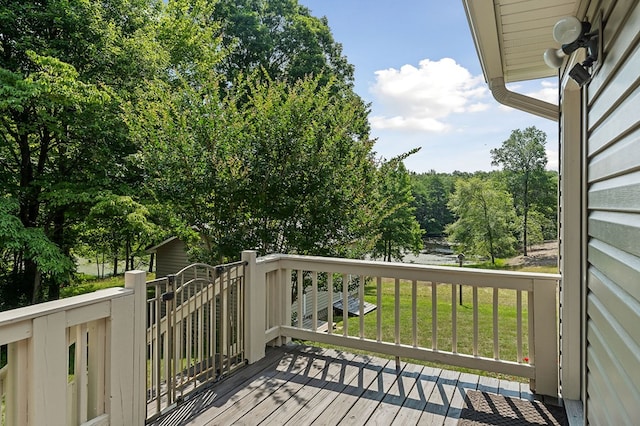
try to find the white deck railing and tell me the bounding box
[0,271,146,426]
[242,251,560,397]
[0,251,560,425]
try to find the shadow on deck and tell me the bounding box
[148,344,563,426]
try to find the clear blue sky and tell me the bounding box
[298,0,559,173]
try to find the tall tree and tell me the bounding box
[0,0,167,304]
[212,0,355,88]
[446,177,517,264]
[129,73,378,262]
[81,195,156,276]
[490,127,548,256]
[372,157,424,262]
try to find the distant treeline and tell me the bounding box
[411,169,557,240]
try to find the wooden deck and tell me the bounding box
[148,344,541,426]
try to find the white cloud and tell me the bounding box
[467,102,491,113]
[546,149,559,171]
[370,115,449,132]
[525,80,559,105]
[369,58,489,132]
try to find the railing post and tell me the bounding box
[125,270,147,425]
[107,272,139,424]
[532,278,559,396]
[6,340,28,425]
[243,250,265,363]
[282,268,292,345]
[29,311,67,426]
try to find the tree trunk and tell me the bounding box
[148,252,155,273]
[113,255,118,276]
[31,269,42,305]
[523,209,528,256]
[125,240,131,271]
[24,260,38,304]
[48,209,67,301]
[522,173,529,256]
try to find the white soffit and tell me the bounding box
[463,0,580,84]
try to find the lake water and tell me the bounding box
[400,238,460,266]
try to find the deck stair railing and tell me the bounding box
[145,261,246,421]
[242,251,560,397]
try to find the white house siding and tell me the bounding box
[582,0,640,423]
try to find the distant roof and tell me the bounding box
[146,236,179,253]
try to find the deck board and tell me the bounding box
[308,355,389,425]
[274,349,359,425]
[498,377,522,399]
[366,362,423,425]
[443,372,480,425]
[260,349,360,425]
[231,348,339,425]
[149,344,549,426]
[418,368,461,425]
[390,366,442,425]
[337,360,407,425]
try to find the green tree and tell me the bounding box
[81,195,156,276]
[0,51,124,302]
[372,157,424,262]
[129,73,377,262]
[0,198,73,308]
[410,171,455,236]
[212,0,355,88]
[446,177,517,264]
[533,170,559,240]
[519,210,545,251]
[0,0,173,304]
[490,126,549,256]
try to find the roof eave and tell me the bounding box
[462,0,559,122]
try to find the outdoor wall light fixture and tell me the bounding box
[543,16,599,86]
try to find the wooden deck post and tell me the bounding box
[243,251,266,363]
[106,271,146,425]
[125,270,147,425]
[29,311,67,426]
[282,268,292,345]
[6,340,28,425]
[532,278,559,397]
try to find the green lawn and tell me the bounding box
[60,272,155,298]
[318,277,531,381]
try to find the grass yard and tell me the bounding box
[60,272,155,298]
[309,276,538,382]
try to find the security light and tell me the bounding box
[543,16,599,86]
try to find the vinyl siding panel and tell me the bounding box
[155,239,191,278]
[588,84,640,156]
[588,129,640,182]
[586,294,640,421]
[582,0,640,422]
[588,239,640,301]
[588,211,640,257]
[589,170,640,208]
